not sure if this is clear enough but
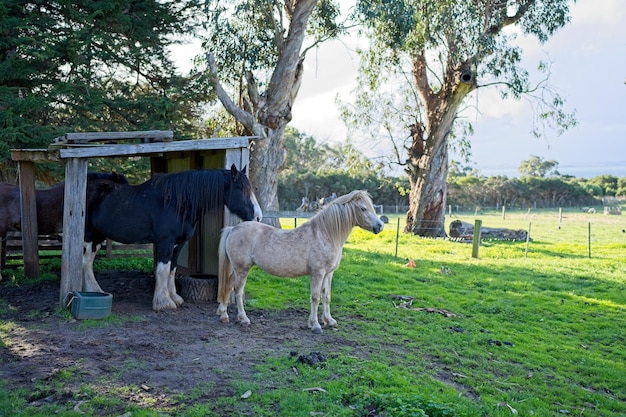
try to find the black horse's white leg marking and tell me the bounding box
[153,261,177,311]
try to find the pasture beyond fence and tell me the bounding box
[283,207,625,261]
[3,207,623,273]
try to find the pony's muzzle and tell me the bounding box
[373,220,384,234]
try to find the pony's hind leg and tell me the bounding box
[321,271,337,328]
[82,242,104,292]
[153,261,177,311]
[234,270,250,325]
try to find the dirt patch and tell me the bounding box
[0,270,354,408]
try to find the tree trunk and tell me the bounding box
[405,139,448,237]
[249,126,286,228]
[405,55,476,237]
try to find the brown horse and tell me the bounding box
[0,172,128,280]
[217,190,384,334]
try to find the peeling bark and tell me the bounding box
[405,55,477,237]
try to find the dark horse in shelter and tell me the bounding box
[83,164,262,311]
[0,172,128,281]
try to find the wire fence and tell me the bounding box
[398,208,624,260]
[281,206,625,261]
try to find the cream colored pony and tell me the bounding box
[217,190,384,334]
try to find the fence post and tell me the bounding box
[525,223,532,257]
[587,222,591,259]
[395,218,400,259]
[471,219,482,258]
[502,206,506,220]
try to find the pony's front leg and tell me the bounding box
[308,273,324,334]
[82,242,104,292]
[153,261,177,311]
[321,271,337,328]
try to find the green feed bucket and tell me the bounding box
[66,291,113,320]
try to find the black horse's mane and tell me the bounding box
[150,169,228,220]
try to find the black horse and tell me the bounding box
[0,172,128,281]
[83,164,262,311]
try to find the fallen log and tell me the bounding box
[449,220,528,241]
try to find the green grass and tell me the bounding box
[1,209,625,416]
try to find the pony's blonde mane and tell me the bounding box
[309,190,374,246]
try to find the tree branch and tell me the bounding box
[207,53,267,139]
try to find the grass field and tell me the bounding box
[1,208,625,416]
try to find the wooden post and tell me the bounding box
[59,157,88,307]
[17,161,40,277]
[395,217,400,259]
[525,223,532,257]
[502,206,506,220]
[471,219,482,259]
[587,222,591,259]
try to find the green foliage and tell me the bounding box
[0,0,212,176]
[202,0,343,88]
[278,127,410,209]
[587,175,619,197]
[279,128,622,211]
[517,155,560,177]
[447,170,626,210]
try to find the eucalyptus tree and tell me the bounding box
[202,0,344,224]
[0,0,208,180]
[348,0,577,236]
[518,155,560,178]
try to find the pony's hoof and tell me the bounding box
[152,303,177,311]
[220,315,230,324]
[323,318,338,328]
[239,317,251,326]
[153,297,178,311]
[312,326,323,335]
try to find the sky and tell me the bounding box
[172,0,626,179]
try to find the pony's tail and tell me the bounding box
[217,227,234,305]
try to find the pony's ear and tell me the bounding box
[230,164,238,177]
[241,165,247,175]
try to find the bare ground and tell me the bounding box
[0,270,358,411]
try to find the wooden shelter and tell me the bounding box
[11,131,254,307]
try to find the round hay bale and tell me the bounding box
[179,275,218,302]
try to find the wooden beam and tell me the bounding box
[63,130,173,143]
[59,158,88,307]
[58,138,253,159]
[17,161,40,277]
[11,149,60,162]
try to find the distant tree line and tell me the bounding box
[278,131,625,211]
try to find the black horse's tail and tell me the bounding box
[217,227,234,305]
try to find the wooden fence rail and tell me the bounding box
[1,233,151,269]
